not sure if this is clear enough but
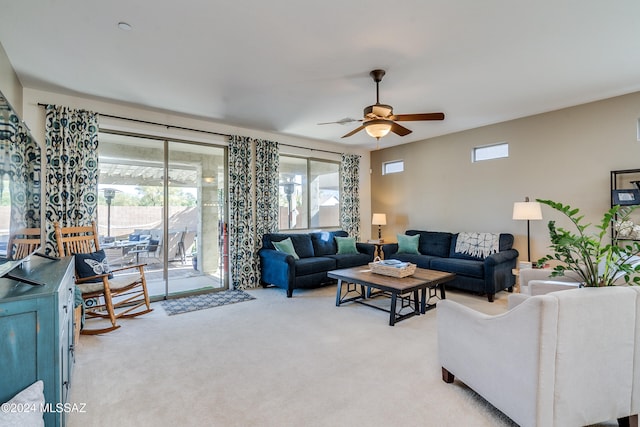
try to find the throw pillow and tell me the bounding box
[397,233,420,254]
[74,249,113,283]
[335,236,358,254]
[273,237,300,259]
[0,380,45,427]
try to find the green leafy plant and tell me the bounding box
[536,199,640,287]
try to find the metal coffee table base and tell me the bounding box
[336,283,420,326]
[330,267,455,326]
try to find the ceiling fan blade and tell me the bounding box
[317,117,361,125]
[341,125,365,138]
[392,112,445,121]
[390,122,412,136]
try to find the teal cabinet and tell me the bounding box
[0,256,75,427]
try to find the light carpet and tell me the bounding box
[66,285,615,427]
[161,289,256,315]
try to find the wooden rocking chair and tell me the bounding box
[7,227,41,260]
[54,221,153,335]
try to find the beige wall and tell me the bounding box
[0,42,23,114]
[371,91,640,262]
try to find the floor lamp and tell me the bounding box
[512,197,542,262]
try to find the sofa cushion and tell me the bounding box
[390,253,437,269]
[294,257,336,276]
[406,230,452,258]
[273,237,300,259]
[397,233,420,254]
[449,233,514,261]
[327,253,372,269]
[310,230,347,256]
[335,236,358,254]
[264,233,315,258]
[430,257,484,278]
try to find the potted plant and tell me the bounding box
[536,199,640,287]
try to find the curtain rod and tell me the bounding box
[37,103,345,156]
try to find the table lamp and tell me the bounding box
[512,197,543,262]
[372,213,387,241]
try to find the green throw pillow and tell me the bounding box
[335,236,358,255]
[273,237,300,259]
[397,234,420,254]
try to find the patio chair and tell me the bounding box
[6,227,41,260]
[132,238,161,264]
[54,221,153,335]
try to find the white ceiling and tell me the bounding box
[2,0,640,150]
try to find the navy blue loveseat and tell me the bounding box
[259,231,375,297]
[382,230,518,302]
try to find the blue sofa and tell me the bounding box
[382,230,518,302]
[259,231,375,297]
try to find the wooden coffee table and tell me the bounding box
[328,266,455,326]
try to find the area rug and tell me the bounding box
[161,289,255,316]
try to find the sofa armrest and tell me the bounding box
[258,248,296,288]
[484,249,518,266]
[482,249,518,294]
[507,293,530,309]
[356,242,376,260]
[381,243,399,258]
[528,280,580,295]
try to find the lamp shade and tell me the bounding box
[512,201,543,220]
[364,120,392,139]
[372,213,387,225]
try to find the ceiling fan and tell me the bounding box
[319,69,445,140]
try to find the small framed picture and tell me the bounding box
[612,189,640,206]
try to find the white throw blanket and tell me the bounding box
[454,232,499,258]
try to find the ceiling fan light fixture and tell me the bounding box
[364,119,392,139]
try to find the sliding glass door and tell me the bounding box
[98,132,227,298]
[166,141,227,295]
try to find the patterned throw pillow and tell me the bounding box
[74,249,113,283]
[273,237,300,259]
[397,233,420,254]
[335,236,358,254]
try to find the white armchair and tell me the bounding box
[518,267,581,295]
[438,286,640,427]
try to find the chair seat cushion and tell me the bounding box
[77,275,141,294]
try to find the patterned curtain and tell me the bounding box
[44,105,99,255]
[228,135,257,290]
[340,153,361,239]
[228,136,280,290]
[255,139,279,238]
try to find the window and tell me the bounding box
[382,160,404,175]
[279,156,340,230]
[473,142,509,162]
